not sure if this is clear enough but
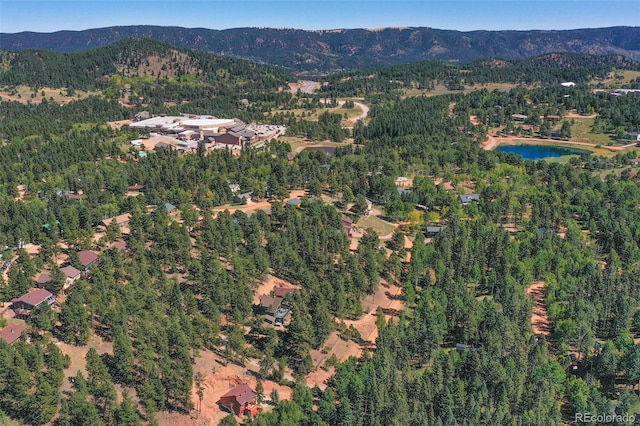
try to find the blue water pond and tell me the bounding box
[496,144,591,160]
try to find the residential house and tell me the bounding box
[342,216,355,236]
[219,384,259,417]
[456,343,471,352]
[61,265,81,292]
[511,114,528,121]
[11,288,55,318]
[274,287,295,298]
[460,194,480,206]
[395,176,409,187]
[128,184,145,191]
[259,295,291,326]
[287,198,302,207]
[624,132,640,142]
[0,323,27,345]
[426,226,443,238]
[101,213,132,235]
[34,273,52,288]
[78,250,99,274]
[67,193,83,200]
[108,240,127,251]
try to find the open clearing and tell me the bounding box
[306,280,404,389]
[0,85,99,105]
[357,214,396,238]
[526,281,550,336]
[156,350,292,426]
[252,275,299,305]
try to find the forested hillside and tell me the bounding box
[1,39,640,425]
[2,25,640,73]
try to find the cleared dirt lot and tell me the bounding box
[157,350,292,426]
[527,281,550,336]
[306,280,404,389]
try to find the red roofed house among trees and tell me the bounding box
[78,250,99,274]
[0,323,26,345]
[219,384,259,417]
[11,288,55,318]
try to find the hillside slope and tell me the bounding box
[1,25,639,73]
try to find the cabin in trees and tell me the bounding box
[108,240,127,252]
[259,296,291,326]
[0,323,26,345]
[100,213,132,235]
[459,194,480,206]
[61,265,81,292]
[219,384,259,417]
[78,250,99,275]
[624,132,640,142]
[34,273,53,289]
[426,226,443,238]
[274,287,295,298]
[11,288,55,318]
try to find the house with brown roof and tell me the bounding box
[108,240,127,251]
[11,288,55,318]
[259,296,291,325]
[0,323,26,345]
[61,265,81,291]
[101,213,131,229]
[78,250,99,274]
[100,213,132,235]
[34,273,52,288]
[342,216,355,234]
[274,287,295,298]
[219,384,259,417]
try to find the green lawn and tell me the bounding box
[357,214,396,237]
[570,118,614,146]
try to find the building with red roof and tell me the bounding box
[11,288,54,318]
[0,323,26,345]
[219,384,259,416]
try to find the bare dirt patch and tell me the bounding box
[55,334,114,395]
[306,281,403,389]
[156,350,292,426]
[527,281,551,336]
[252,275,299,305]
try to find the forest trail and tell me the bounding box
[527,281,551,336]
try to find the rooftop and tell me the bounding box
[102,213,131,227]
[12,288,53,307]
[61,265,81,278]
[221,384,257,406]
[0,323,26,345]
[35,273,52,285]
[78,250,99,267]
[260,296,283,314]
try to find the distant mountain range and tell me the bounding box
[1,25,639,74]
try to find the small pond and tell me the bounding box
[300,146,336,156]
[495,144,591,160]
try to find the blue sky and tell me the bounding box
[1,1,638,34]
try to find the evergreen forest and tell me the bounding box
[0,37,640,426]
